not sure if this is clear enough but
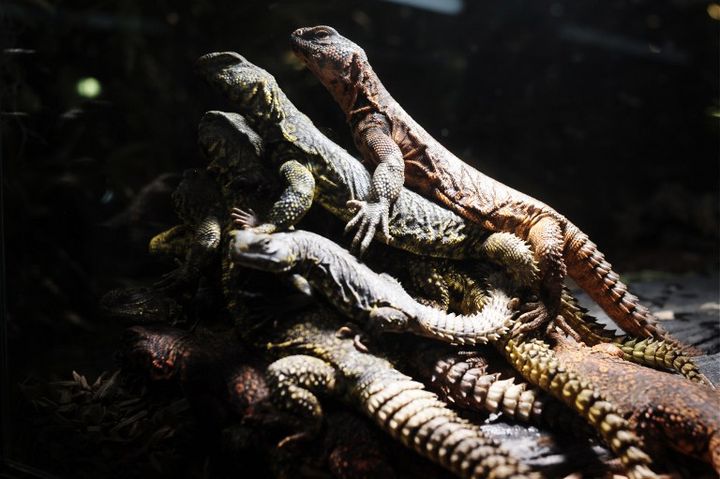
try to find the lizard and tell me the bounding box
[405,341,720,476]
[193,53,708,381]
[114,137,708,478]
[226,225,696,477]
[104,108,707,385]
[122,325,399,479]
[195,52,541,292]
[122,324,269,419]
[136,131,707,380]
[228,224,707,384]
[391,338,592,434]
[549,334,720,474]
[386,257,713,476]
[121,232,541,477]
[378,247,709,385]
[262,306,542,479]
[100,167,227,325]
[263,275,663,479]
[288,25,690,348]
[228,228,511,346]
[394,260,717,472]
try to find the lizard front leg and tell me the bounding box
[232,160,315,233]
[345,117,405,254]
[266,354,338,446]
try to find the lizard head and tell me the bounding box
[122,326,190,380]
[229,229,296,273]
[290,26,369,111]
[196,52,284,122]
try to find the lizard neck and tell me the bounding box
[286,231,375,313]
[332,54,390,124]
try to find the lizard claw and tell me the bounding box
[231,207,259,229]
[344,199,391,255]
[231,207,277,234]
[352,334,370,353]
[511,300,552,335]
[277,431,313,450]
[336,324,371,353]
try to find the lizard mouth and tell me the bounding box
[289,33,310,62]
[231,252,293,273]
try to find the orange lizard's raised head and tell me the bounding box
[290,26,372,113]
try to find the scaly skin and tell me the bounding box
[264,308,541,479]
[383,259,665,477]
[195,52,539,289]
[149,168,225,290]
[122,325,269,417]
[551,334,720,473]
[423,273,662,478]
[500,333,659,479]
[100,286,183,324]
[386,247,707,385]
[557,290,711,385]
[225,226,694,477]
[122,325,397,479]
[228,228,511,346]
[387,254,490,313]
[110,109,708,386]
[395,341,592,435]
[100,168,226,324]
[289,25,690,351]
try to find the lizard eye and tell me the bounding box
[314,30,330,39]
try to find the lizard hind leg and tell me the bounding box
[266,355,338,447]
[516,217,566,334]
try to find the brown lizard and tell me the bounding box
[551,334,720,474]
[289,25,690,346]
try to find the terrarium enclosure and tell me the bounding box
[1,1,719,478]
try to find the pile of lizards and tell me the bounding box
[102,26,719,479]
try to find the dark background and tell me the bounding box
[1,0,718,475]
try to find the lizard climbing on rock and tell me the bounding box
[289,25,688,346]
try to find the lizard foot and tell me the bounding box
[231,208,278,234]
[231,207,259,228]
[277,430,314,450]
[335,324,371,353]
[512,300,552,335]
[344,199,391,255]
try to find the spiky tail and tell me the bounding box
[501,336,660,479]
[413,290,511,346]
[558,290,711,385]
[357,368,540,479]
[563,223,690,351]
[423,351,592,434]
